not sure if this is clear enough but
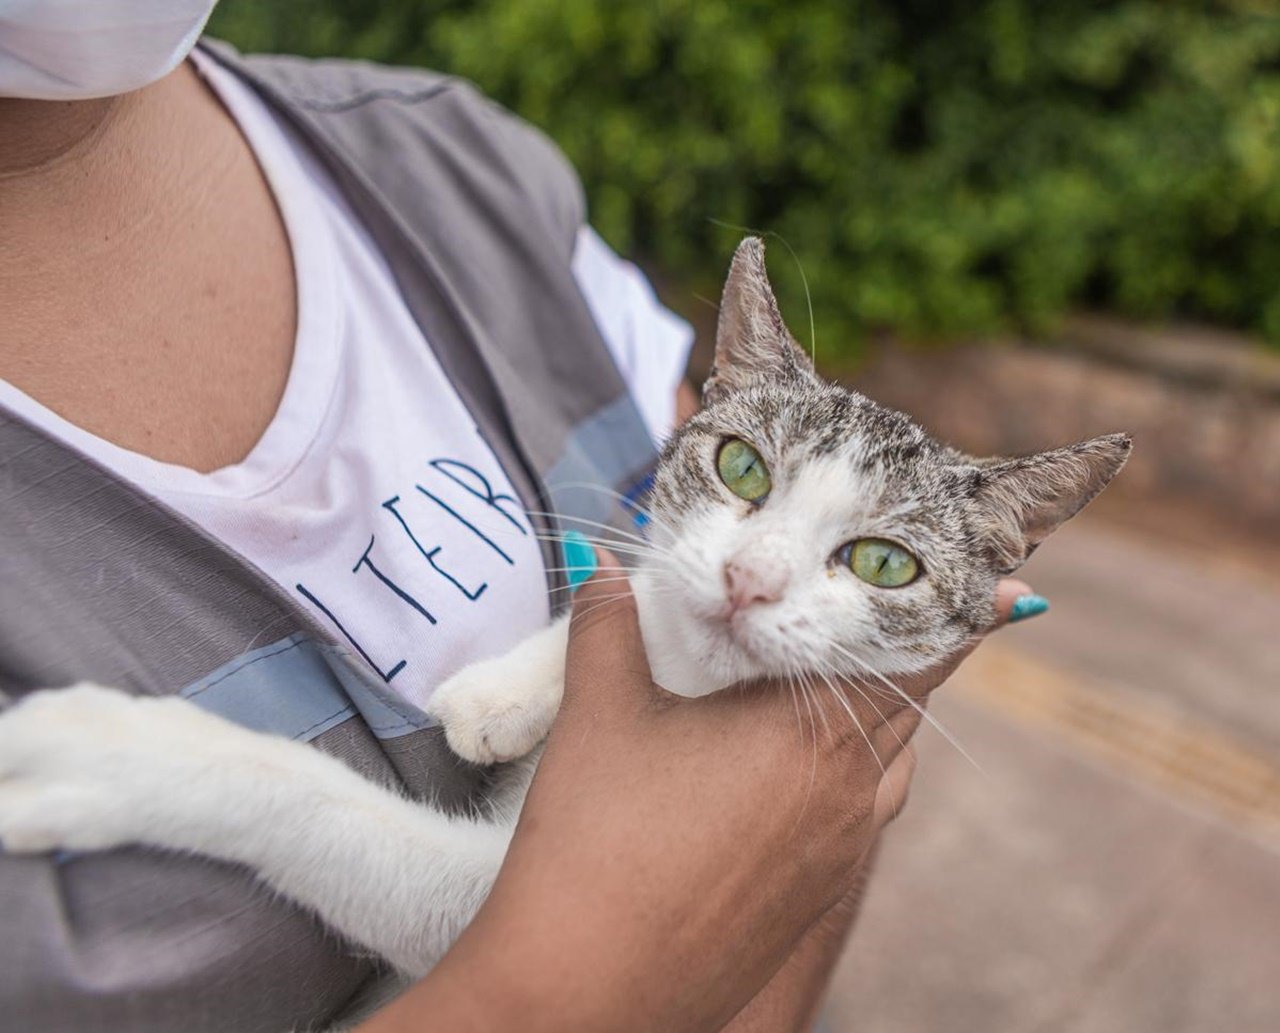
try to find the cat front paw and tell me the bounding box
[0,686,148,853]
[427,663,558,766]
[0,684,242,855]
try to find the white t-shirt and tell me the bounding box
[0,54,692,710]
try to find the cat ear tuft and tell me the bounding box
[970,433,1132,573]
[703,237,817,404]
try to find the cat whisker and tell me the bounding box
[828,644,981,773]
[522,510,657,549]
[531,537,660,563]
[813,665,895,815]
[783,672,805,750]
[850,684,907,758]
[238,611,297,657]
[561,575,683,606]
[544,578,682,597]
[516,530,675,569]
[815,657,907,757]
[544,577,645,596]
[465,514,664,563]
[519,530,660,560]
[791,675,820,814]
[540,565,656,578]
[541,565,683,587]
[569,592,654,624]
[517,537,680,578]
[802,670,834,746]
[542,483,669,530]
[545,586,686,609]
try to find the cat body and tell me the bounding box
[0,238,1130,982]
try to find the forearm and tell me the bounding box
[356,802,878,1033]
[721,846,880,1033]
[355,889,791,1033]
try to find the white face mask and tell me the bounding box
[0,0,217,100]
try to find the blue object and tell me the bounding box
[562,529,598,592]
[622,471,656,529]
[1009,593,1050,623]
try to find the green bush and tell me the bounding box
[209,1,1280,356]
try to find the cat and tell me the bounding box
[0,237,1130,980]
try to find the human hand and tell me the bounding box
[365,553,1035,1033]
[717,576,1036,1033]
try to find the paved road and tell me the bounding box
[1003,502,1280,758]
[821,507,1280,1032]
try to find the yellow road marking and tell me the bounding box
[954,645,1280,848]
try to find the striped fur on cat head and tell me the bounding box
[635,237,1130,697]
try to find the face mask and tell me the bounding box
[0,0,217,100]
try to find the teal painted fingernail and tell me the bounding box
[562,530,597,593]
[1009,594,1050,623]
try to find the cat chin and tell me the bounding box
[633,579,741,698]
[632,576,825,699]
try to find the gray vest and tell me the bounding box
[0,40,657,1033]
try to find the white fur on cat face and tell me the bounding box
[638,447,942,696]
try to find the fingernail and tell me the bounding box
[1009,594,1050,623]
[562,530,597,593]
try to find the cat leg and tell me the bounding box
[0,684,510,977]
[426,615,570,765]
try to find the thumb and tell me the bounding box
[562,546,655,712]
[992,578,1043,628]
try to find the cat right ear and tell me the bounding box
[969,433,1133,573]
[703,237,817,405]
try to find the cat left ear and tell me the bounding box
[703,237,818,404]
[969,433,1132,573]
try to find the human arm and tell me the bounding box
[356,556,1029,1033]
[720,851,880,1033]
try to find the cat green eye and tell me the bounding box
[717,438,771,502]
[845,538,920,588]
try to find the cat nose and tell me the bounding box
[723,556,788,614]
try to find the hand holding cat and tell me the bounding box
[381,550,1035,1033]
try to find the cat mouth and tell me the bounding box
[704,608,771,665]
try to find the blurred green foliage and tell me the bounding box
[209,1,1280,354]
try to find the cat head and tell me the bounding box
[635,237,1130,697]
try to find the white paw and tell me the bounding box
[0,684,240,856]
[427,663,558,766]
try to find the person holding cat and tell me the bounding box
[0,4,1111,1032]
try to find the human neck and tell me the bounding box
[0,59,299,471]
[0,63,222,282]
[0,94,126,179]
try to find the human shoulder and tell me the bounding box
[200,38,584,253]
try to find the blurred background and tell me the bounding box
[211,3,1280,1030]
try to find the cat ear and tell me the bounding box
[703,237,817,404]
[969,433,1132,573]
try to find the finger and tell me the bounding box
[992,578,1044,628]
[563,547,654,710]
[871,746,917,830]
[873,704,922,754]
